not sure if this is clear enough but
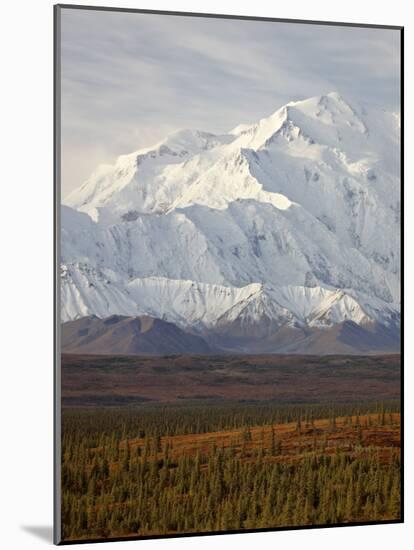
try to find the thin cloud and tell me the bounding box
[60,8,400,197]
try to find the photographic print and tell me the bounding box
[55,5,403,544]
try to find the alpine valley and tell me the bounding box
[61,92,401,355]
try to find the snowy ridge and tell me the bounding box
[61,92,400,350]
[61,263,397,334]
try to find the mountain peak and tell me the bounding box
[61,91,400,355]
[64,92,372,220]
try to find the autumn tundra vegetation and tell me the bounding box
[61,400,401,540]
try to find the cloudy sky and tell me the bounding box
[60,8,401,197]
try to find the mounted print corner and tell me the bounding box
[54,4,403,544]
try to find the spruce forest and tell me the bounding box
[61,400,401,541]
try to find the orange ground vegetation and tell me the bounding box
[113,412,400,466]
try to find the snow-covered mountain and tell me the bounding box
[61,92,401,353]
